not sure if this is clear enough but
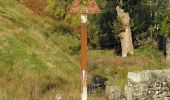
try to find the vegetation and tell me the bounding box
[0,0,81,99]
[88,43,164,89]
[0,0,170,99]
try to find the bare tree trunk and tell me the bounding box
[116,6,134,57]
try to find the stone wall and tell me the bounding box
[125,69,170,100]
[106,85,121,100]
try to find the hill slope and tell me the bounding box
[0,0,80,99]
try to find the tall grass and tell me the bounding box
[0,0,166,99]
[0,0,81,99]
[88,43,164,92]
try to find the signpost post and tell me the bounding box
[69,0,101,100]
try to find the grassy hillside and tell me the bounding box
[0,0,168,100]
[0,0,81,99]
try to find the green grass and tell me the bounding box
[0,0,81,99]
[0,0,167,99]
[135,44,164,69]
[88,43,165,92]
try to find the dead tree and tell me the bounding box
[116,6,134,57]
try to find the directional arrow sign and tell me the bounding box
[69,0,101,14]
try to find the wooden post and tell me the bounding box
[81,14,88,100]
[69,1,101,99]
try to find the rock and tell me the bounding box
[125,85,134,100]
[105,85,121,100]
[163,82,167,86]
[125,69,170,100]
[128,71,150,83]
[55,94,62,100]
[165,91,170,97]
[88,75,107,95]
[163,87,169,91]
[164,97,170,100]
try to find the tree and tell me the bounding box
[97,0,121,52]
[92,0,134,56]
[157,0,170,59]
[44,0,80,36]
[115,6,134,57]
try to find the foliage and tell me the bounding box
[43,0,170,50]
[160,16,170,37]
[44,0,80,27]
[156,0,170,37]
[45,0,71,19]
[111,18,125,35]
[88,43,164,91]
[88,19,101,49]
[89,0,154,49]
[97,1,119,49]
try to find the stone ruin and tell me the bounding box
[87,69,170,100]
[125,69,170,100]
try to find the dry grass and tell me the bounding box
[0,0,169,100]
[87,44,165,98]
[19,0,47,15]
[89,96,105,100]
[0,0,81,99]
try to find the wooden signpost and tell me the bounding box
[69,0,101,100]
